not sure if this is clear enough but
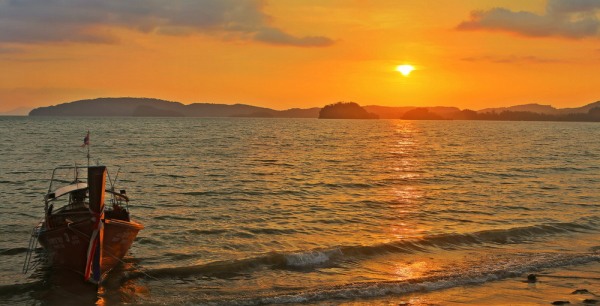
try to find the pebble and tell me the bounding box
[527,274,537,283]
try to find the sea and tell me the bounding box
[0,117,598,305]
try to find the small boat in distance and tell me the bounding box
[24,165,144,284]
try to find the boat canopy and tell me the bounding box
[49,182,88,199]
[45,166,130,203]
[46,182,130,202]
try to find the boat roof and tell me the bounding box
[51,182,88,199]
[45,166,130,202]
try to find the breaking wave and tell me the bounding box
[133,218,598,279]
[197,252,600,305]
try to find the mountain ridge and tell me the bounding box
[477,101,600,115]
[26,97,600,121]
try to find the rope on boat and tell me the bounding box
[22,222,43,274]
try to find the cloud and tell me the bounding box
[457,0,600,39]
[461,55,565,64]
[547,0,600,14]
[254,27,334,47]
[0,46,23,54]
[0,0,333,47]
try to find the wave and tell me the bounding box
[0,281,45,297]
[180,189,312,198]
[165,174,187,179]
[188,228,230,235]
[128,250,344,279]
[131,218,599,280]
[223,252,600,306]
[181,191,221,196]
[153,215,197,221]
[337,219,598,258]
[0,247,30,256]
[303,182,382,190]
[6,171,31,174]
[136,237,164,246]
[179,181,384,198]
[284,249,344,268]
[242,227,298,235]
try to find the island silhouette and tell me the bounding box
[319,102,378,119]
[26,97,600,122]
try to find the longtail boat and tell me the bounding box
[25,165,144,284]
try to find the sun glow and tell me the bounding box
[396,65,415,76]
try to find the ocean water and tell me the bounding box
[0,117,598,305]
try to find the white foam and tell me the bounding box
[285,249,342,267]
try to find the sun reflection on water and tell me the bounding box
[393,261,431,280]
[386,122,428,241]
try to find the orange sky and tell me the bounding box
[0,0,599,113]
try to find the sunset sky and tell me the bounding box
[1,0,599,113]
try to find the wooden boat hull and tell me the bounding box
[38,218,144,281]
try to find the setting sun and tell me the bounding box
[396,65,415,76]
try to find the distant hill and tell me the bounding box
[469,100,600,122]
[319,102,378,119]
[29,97,319,118]
[232,107,321,118]
[362,102,600,121]
[0,107,32,116]
[27,97,600,122]
[478,103,557,114]
[364,105,460,119]
[362,106,414,119]
[402,108,444,120]
[478,102,600,115]
[29,98,185,116]
[557,101,600,115]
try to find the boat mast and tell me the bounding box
[84,130,90,168]
[87,139,90,168]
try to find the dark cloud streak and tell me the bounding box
[547,0,600,14]
[254,27,334,47]
[457,0,600,39]
[461,55,565,64]
[0,0,333,47]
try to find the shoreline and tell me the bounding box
[337,260,600,305]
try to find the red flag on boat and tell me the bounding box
[81,131,90,147]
